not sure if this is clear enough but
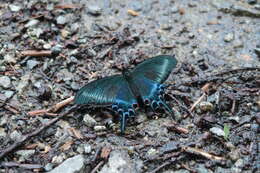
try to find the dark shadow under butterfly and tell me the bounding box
[75,55,178,133]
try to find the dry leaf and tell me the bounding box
[60,140,74,151]
[43,145,51,153]
[69,127,83,139]
[25,143,38,149]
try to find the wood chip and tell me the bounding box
[60,140,74,151]
[69,127,84,139]
[100,146,111,160]
[127,9,139,16]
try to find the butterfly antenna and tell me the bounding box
[120,114,126,134]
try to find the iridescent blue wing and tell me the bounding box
[130,55,177,115]
[74,75,137,133]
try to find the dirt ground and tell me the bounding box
[0,0,259,172]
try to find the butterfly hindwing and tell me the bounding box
[129,55,177,115]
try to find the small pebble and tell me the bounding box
[4,54,16,63]
[199,101,214,112]
[129,1,143,11]
[0,115,8,126]
[26,59,39,69]
[43,43,52,49]
[254,48,260,57]
[210,127,225,137]
[51,153,66,164]
[250,124,259,133]
[233,39,243,48]
[188,2,197,7]
[4,90,14,98]
[44,163,54,172]
[51,44,63,55]
[146,148,159,157]
[247,0,257,5]
[87,5,102,15]
[228,149,240,161]
[160,23,172,30]
[56,16,67,25]
[10,130,23,141]
[84,144,92,154]
[171,6,179,13]
[188,33,195,39]
[228,116,240,123]
[234,159,244,168]
[16,150,35,161]
[0,128,7,137]
[9,4,21,12]
[25,19,39,28]
[83,114,97,127]
[94,125,106,132]
[38,85,52,101]
[0,76,11,89]
[224,33,234,42]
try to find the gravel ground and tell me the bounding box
[0,0,259,172]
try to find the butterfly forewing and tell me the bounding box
[75,75,136,106]
[130,55,177,84]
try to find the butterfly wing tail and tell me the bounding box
[120,113,126,134]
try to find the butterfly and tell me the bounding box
[75,55,178,133]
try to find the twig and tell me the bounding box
[48,96,74,112]
[148,161,171,173]
[1,162,43,169]
[28,96,74,116]
[90,161,105,173]
[27,109,48,116]
[3,105,19,114]
[189,93,206,112]
[0,105,78,160]
[182,146,225,161]
[0,91,17,108]
[181,163,195,173]
[55,4,81,9]
[97,47,113,59]
[21,50,52,57]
